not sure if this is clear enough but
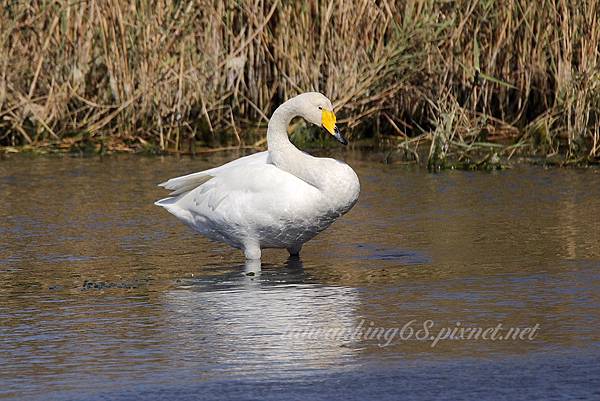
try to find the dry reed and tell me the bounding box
[0,0,598,163]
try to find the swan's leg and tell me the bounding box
[287,244,302,257]
[243,242,261,260]
[244,259,261,274]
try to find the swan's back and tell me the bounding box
[157,151,270,197]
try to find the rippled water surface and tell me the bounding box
[1,153,600,400]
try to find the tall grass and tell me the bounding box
[0,0,598,162]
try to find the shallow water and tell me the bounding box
[1,153,600,400]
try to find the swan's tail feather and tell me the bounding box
[154,196,178,207]
[154,196,196,228]
[158,172,214,196]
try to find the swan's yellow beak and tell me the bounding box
[322,110,336,134]
[321,110,347,145]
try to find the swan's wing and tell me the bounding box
[158,151,269,196]
[156,161,322,246]
[167,162,320,225]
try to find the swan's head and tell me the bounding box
[294,92,347,145]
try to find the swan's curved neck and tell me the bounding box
[267,98,298,154]
[266,96,351,197]
[266,97,324,187]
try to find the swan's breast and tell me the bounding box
[322,160,360,215]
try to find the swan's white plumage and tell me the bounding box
[157,151,268,196]
[155,92,360,260]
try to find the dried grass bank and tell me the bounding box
[1,1,599,165]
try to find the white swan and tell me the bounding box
[155,92,360,260]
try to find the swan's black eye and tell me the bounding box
[318,106,322,110]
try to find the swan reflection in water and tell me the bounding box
[162,258,360,377]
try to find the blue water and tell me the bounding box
[45,352,599,401]
[1,155,600,400]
